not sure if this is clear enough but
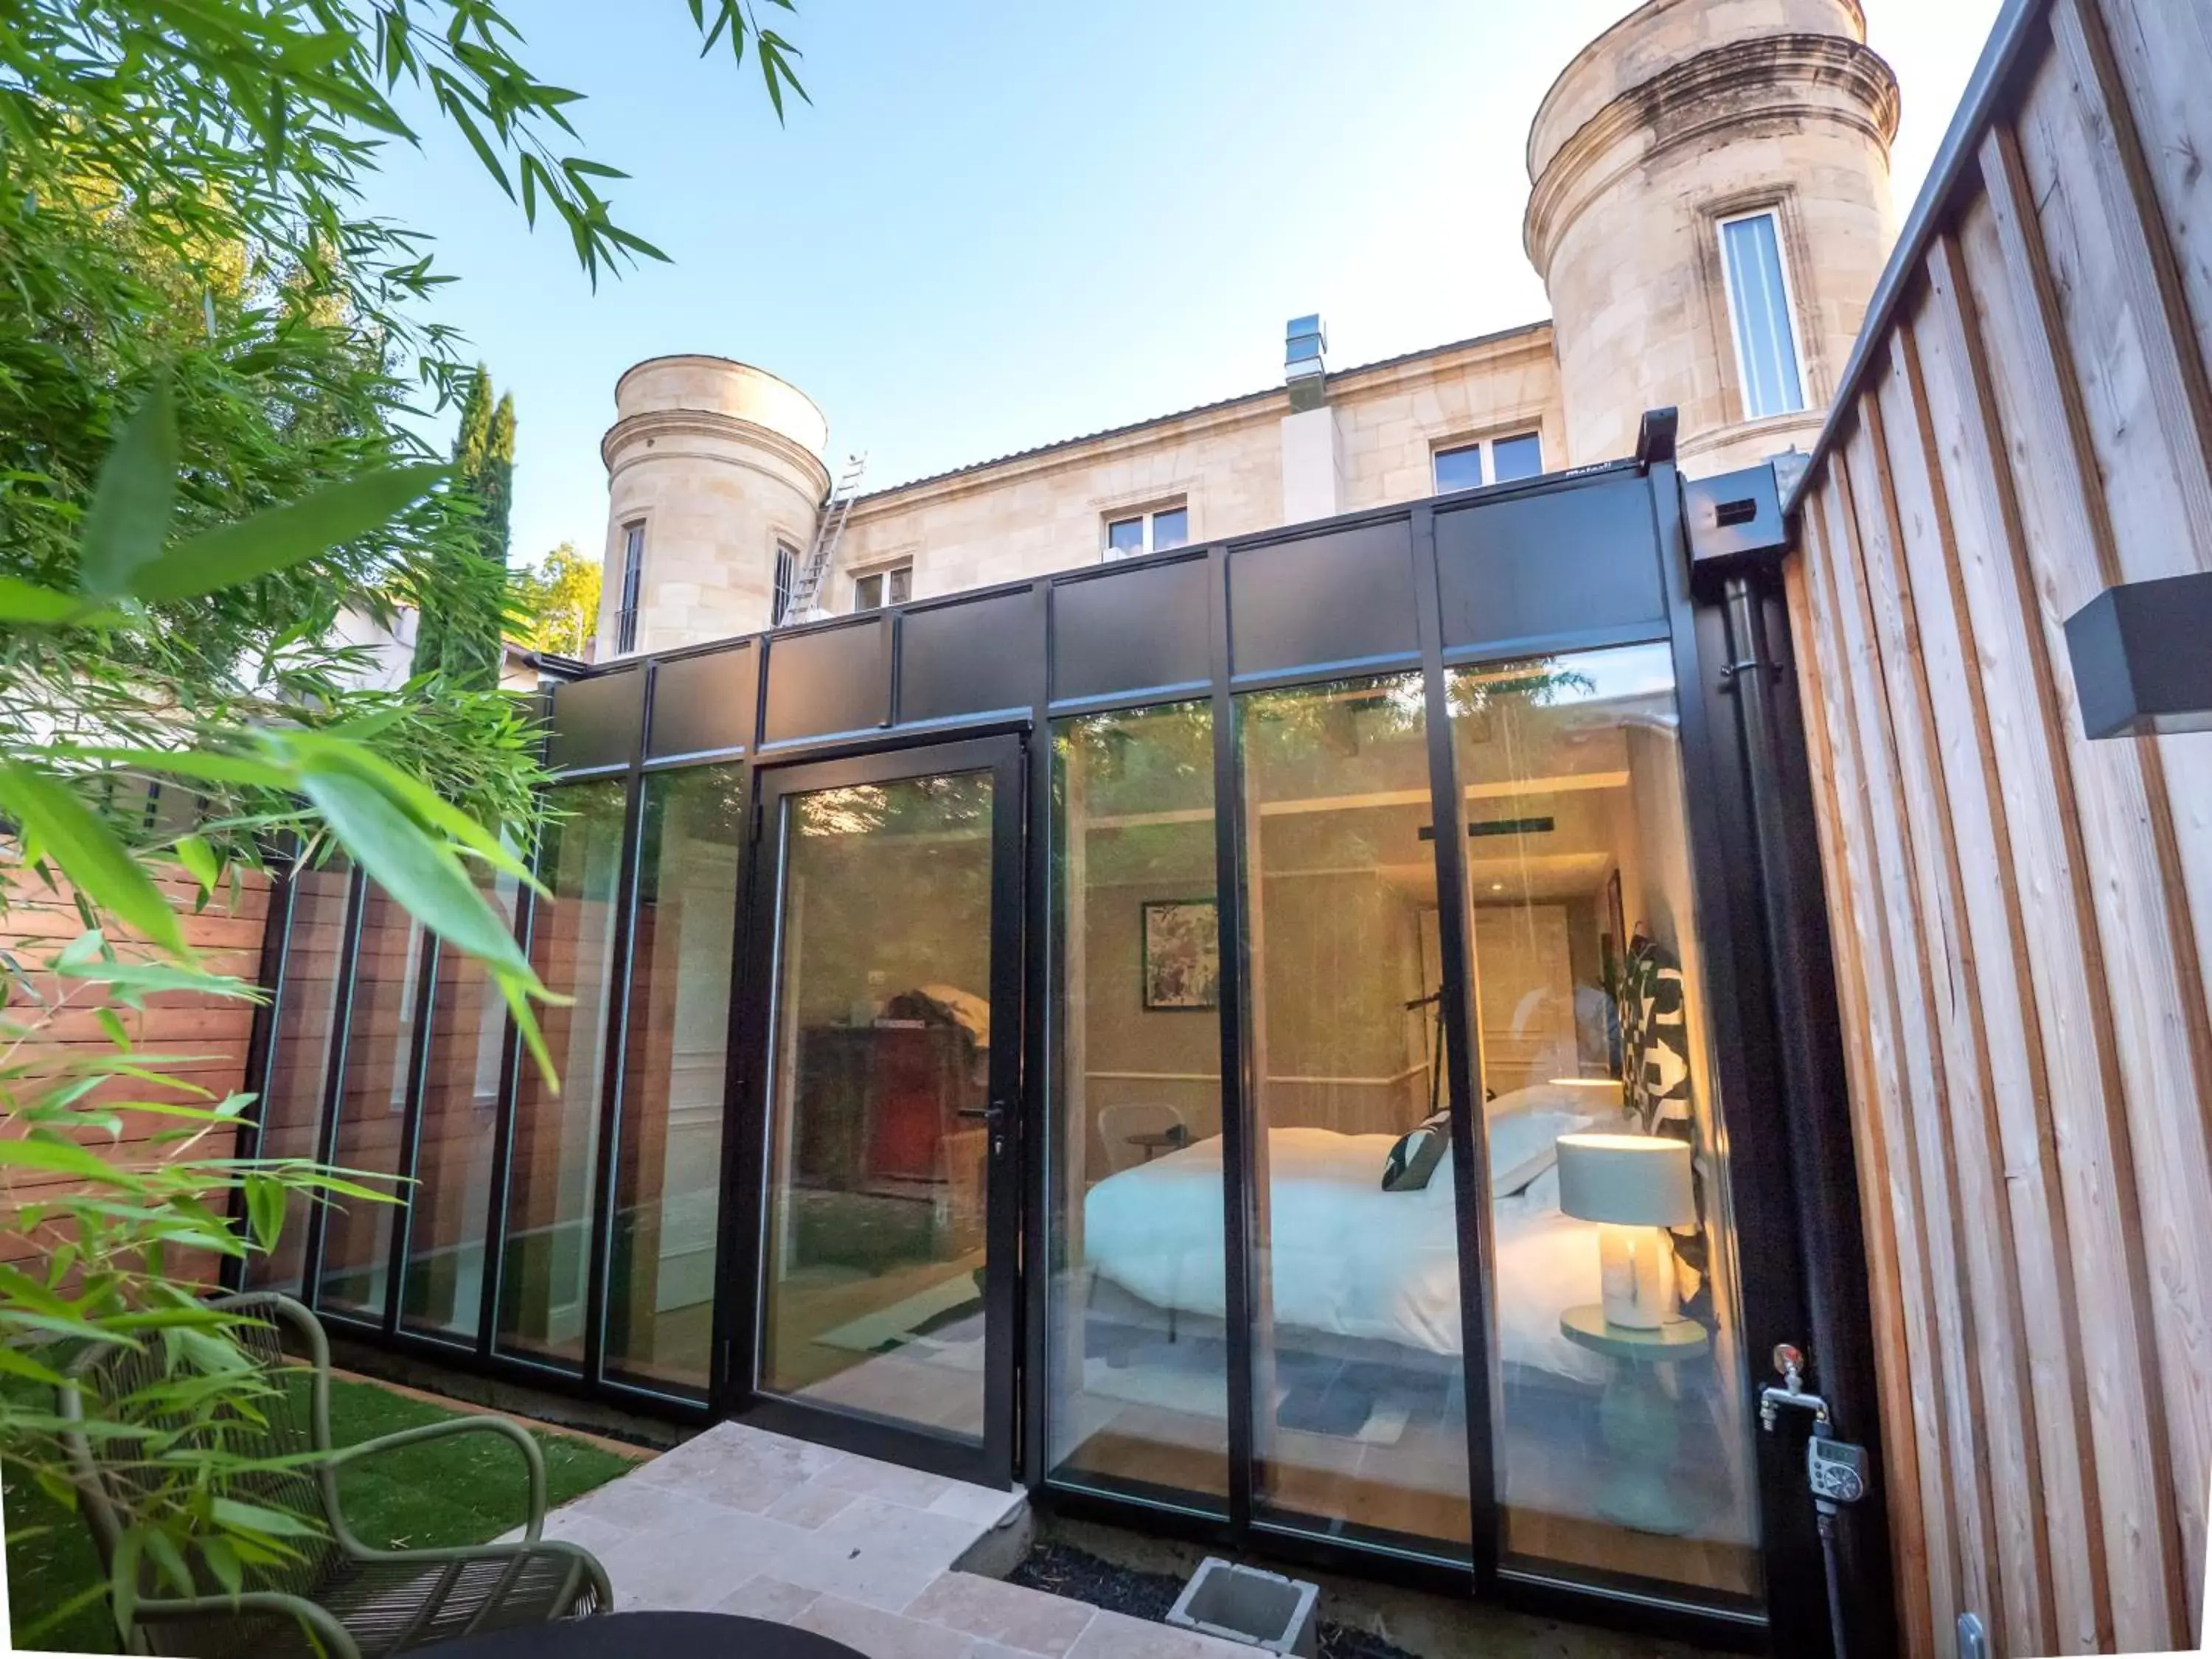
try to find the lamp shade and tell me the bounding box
[1556,1133,1695,1227]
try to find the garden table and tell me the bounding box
[420,1610,867,1658]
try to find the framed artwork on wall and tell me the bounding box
[1141,899,1219,1011]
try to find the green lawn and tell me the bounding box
[4,1374,639,1655]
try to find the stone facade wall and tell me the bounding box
[1526,0,1899,474]
[597,0,1902,651]
[597,356,830,658]
[832,324,1562,610]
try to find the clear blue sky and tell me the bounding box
[361,1,2005,571]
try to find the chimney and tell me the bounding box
[1284,313,1328,412]
[1280,313,1343,526]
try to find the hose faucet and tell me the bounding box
[1759,1343,1831,1432]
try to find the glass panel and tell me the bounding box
[1450,644,1760,1607]
[246,861,354,1295]
[605,765,746,1394]
[1105,518,1144,560]
[1151,507,1189,552]
[316,886,425,1319]
[1046,702,1227,1512]
[1239,674,1471,1561]
[1490,433,1544,484]
[400,866,520,1343]
[888,566,913,605]
[495,777,628,1368]
[1433,444,1485,495]
[762,769,997,1441]
[855,573,883,611]
[1721,213,1805,420]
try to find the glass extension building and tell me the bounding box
[236,445,1867,1653]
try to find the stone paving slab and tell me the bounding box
[522,1420,1251,1658]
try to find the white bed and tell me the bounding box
[1080,1111,1614,1386]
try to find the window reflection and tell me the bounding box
[604,765,745,1394]
[400,868,518,1343]
[760,772,997,1440]
[1239,674,1472,1561]
[495,778,627,1368]
[318,886,425,1320]
[1047,701,1228,1511]
[246,860,353,1296]
[1451,644,1759,1605]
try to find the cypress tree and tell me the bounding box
[412,364,514,689]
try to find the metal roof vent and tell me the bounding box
[1284,313,1327,412]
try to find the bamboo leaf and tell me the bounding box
[78,383,179,599]
[128,466,447,605]
[243,1175,286,1252]
[174,835,219,892]
[0,764,185,953]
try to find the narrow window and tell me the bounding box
[1719,210,1806,419]
[772,540,797,625]
[888,566,912,604]
[1105,517,1146,562]
[1152,507,1189,552]
[614,520,646,653]
[854,572,883,611]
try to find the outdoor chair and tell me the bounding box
[58,1293,611,1658]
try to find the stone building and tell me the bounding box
[593,0,1899,661]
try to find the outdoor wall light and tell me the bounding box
[2063,572,2212,739]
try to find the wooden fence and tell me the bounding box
[1,868,271,1271]
[1781,0,2212,1651]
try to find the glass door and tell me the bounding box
[750,735,1024,1486]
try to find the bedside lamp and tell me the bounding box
[1557,1133,1696,1329]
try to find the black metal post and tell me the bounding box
[1206,543,1259,1533]
[1717,569,1893,1659]
[1408,502,1500,1588]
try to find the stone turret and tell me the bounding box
[1526,0,1899,475]
[597,355,830,657]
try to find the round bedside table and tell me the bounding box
[1559,1302,1711,1537]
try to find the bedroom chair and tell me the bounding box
[1097,1102,1189,1174]
[58,1293,611,1658]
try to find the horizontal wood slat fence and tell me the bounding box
[1,869,270,1270]
[1781,0,2212,1652]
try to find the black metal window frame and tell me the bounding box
[229,445,1879,1657]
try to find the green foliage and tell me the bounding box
[0,383,563,1641]
[411,364,517,690]
[3,1375,636,1652]
[0,3,810,1641]
[510,542,602,658]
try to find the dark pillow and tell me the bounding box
[1382,1110,1450,1192]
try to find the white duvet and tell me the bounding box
[1081,1127,1611,1385]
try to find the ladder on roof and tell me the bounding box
[782,452,867,623]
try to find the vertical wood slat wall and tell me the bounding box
[1784,1,2212,1652]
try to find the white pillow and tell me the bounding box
[1486,1108,1593,1197]
[1486,1080,1616,1121]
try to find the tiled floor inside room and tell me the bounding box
[521,1419,1722,1659]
